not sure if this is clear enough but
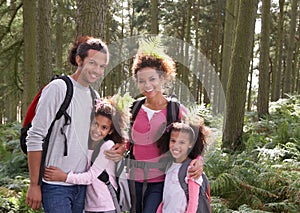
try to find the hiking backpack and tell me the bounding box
[179,158,211,213]
[91,140,131,213]
[20,75,73,155]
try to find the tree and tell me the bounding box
[76,0,107,39]
[37,0,52,87]
[283,0,298,96]
[222,0,258,151]
[257,0,271,118]
[150,0,158,34]
[271,0,285,101]
[22,0,37,117]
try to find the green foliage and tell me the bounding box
[204,95,300,212]
[1,96,300,212]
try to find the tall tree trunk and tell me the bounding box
[221,0,235,99]
[37,0,52,87]
[150,0,158,34]
[55,0,63,72]
[77,0,107,39]
[222,0,258,151]
[22,0,37,117]
[271,0,284,101]
[257,0,271,118]
[283,0,297,96]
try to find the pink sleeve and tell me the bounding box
[66,141,113,184]
[185,179,200,213]
[156,202,163,213]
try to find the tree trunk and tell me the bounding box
[150,0,159,34]
[37,0,52,87]
[257,0,271,118]
[221,0,235,97]
[77,0,107,39]
[271,0,284,101]
[222,0,258,152]
[55,0,63,72]
[22,0,38,117]
[283,0,297,96]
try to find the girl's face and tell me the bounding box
[136,67,164,98]
[90,115,113,142]
[77,49,107,87]
[169,130,192,163]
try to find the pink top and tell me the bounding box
[66,140,117,212]
[131,104,185,182]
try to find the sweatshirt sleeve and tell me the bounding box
[156,202,163,213]
[66,140,114,184]
[185,179,200,213]
[26,79,67,152]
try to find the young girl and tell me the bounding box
[156,120,210,213]
[44,98,126,213]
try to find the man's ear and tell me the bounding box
[75,55,82,67]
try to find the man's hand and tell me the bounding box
[26,184,42,210]
[104,143,126,162]
[188,157,204,180]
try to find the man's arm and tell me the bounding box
[26,151,42,210]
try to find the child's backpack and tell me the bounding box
[92,140,131,213]
[178,158,211,213]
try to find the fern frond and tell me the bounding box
[137,36,170,60]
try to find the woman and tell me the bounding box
[128,50,203,213]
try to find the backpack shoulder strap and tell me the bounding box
[178,158,192,201]
[55,75,73,120]
[166,99,180,124]
[130,97,146,125]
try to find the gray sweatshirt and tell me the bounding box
[26,76,96,185]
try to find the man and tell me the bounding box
[26,36,109,213]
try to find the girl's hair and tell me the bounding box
[131,54,175,80]
[69,35,109,66]
[167,120,209,159]
[93,99,125,144]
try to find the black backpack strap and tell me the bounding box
[39,75,73,185]
[128,98,146,158]
[178,158,192,201]
[166,100,180,124]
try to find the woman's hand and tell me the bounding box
[44,166,67,182]
[188,157,204,180]
[104,143,126,162]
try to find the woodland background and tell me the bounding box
[0,0,299,212]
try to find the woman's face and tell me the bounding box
[90,115,112,142]
[136,67,164,98]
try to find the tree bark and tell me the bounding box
[271,0,284,101]
[150,0,159,34]
[222,0,258,151]
[257,0,271,118]
[77,0,107,39]
[22,0,38,117]
[37,0,52,87]
[283,0,298,96]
